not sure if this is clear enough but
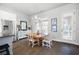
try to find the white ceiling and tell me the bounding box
[0,3,68,16]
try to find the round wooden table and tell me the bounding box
[33,34,44,46]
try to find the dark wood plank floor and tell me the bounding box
[13,39,79,55]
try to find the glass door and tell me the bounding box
[62,13,73,40]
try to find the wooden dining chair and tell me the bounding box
[42,34,53,48]
[28,33,39,47]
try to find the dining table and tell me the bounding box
[27,32,44,46]
[33,34,44,46]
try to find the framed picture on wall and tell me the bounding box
[51,17,57,32]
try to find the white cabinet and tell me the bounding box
[18,31,27,40]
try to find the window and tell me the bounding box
[41,21,48,35]
[33,17,48,35]
[36,22,40,31]
[20,21,27,31]
[33,21,41,32]
[51,18,57,32]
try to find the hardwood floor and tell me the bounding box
[13,39,79,55]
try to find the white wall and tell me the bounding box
[30,4,79,45]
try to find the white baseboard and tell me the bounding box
[52,39,79,46]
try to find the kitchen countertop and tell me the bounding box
[0,35,15,38]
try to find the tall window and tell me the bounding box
[41,20,48,35]
[33,17,48,35]
[33,22,40,32]
[36,22,40,31]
